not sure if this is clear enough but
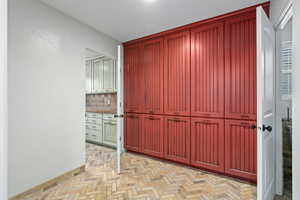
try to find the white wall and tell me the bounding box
[8,0,120,197]
[0,0,8,199]
[292,1,300,199]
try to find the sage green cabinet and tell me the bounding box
[102,119,117,147]
[86,57,116,94]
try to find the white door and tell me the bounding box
[115,45,124,173]
[257,6,276,200]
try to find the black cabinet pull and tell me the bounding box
[147,117,156,120]
[250,125,257,129]
[170,118,181,122]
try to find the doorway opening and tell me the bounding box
[84,48,119,170]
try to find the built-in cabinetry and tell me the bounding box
[164,31,191,116]
[124,3,269,183]
[102,114,117,147]
[86,57,116,94]
[86,112,117,147]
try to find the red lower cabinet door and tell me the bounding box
[164,116,191,164]
[191,118,225,172]
[141,115,164,158]
[125,114,141,152]
[225,120,257,182]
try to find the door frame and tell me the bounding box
[273,1,293,196]
[116,45,124,174]
[0,0,8,199]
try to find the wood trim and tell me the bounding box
[9,165,86,200]
[123,2,270,46]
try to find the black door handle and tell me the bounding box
[262,125,272,132]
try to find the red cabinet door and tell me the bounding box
[125,114,142,152]
[164,31,191,116]
[191,118,225,172]
[191,22,225,118]
[124,44,143,113]
[141,115,164,158]
[225,120,257,182]
[164,116,191,164]
[141,38,164,114]
[225,12,257,120]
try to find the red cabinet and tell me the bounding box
[191,118,225,172]
[164,31,191,116]
[124,44,143,113]
[141,115,164,158]
[164,116,191,164]
[225,120,257,182]
[141,38,164,114]
[122,4,266,183]
[125,114,142,152]
[225,12,257,120]
[191,22,225,118]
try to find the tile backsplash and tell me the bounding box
[86,93,117,113]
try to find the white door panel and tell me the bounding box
[257,6,276,200]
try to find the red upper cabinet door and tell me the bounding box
[141,38,164,114]
[191,22,225,118]
[141,115,164,158]
[225,12,257,120]
[164,31,191,116]
[225,119,257,182]
[191,118,225,172]
[125,114,142,152]
[124,44,143,113]
[164,116,191,164]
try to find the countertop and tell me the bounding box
[86,108,116,114]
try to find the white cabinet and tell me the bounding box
[86,112,117,148]
[86,57,116,94]
[85,60,93,93]
[92,59,103,93]
[86,112,102,143]
[102,119,117,147]
[103,59,115,92]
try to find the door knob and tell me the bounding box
[262,125,272,132]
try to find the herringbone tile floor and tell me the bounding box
[20,143,257,200]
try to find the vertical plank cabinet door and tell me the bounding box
[125,114,141,152]
[86,60,92,93]
[225,12,257,120]
[142,115,164,158]
[142,38,164,114]
[191,22,225,118]
[164,31,191,116]
[164,116,191,164]
[103,58,115,92]
[124,44,143,113]
[93,59,103,93]
[225,120,257,182]
[191,118,225,172]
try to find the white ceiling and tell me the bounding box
[40,0,269,42]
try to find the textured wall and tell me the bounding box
[8,0,119,197]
